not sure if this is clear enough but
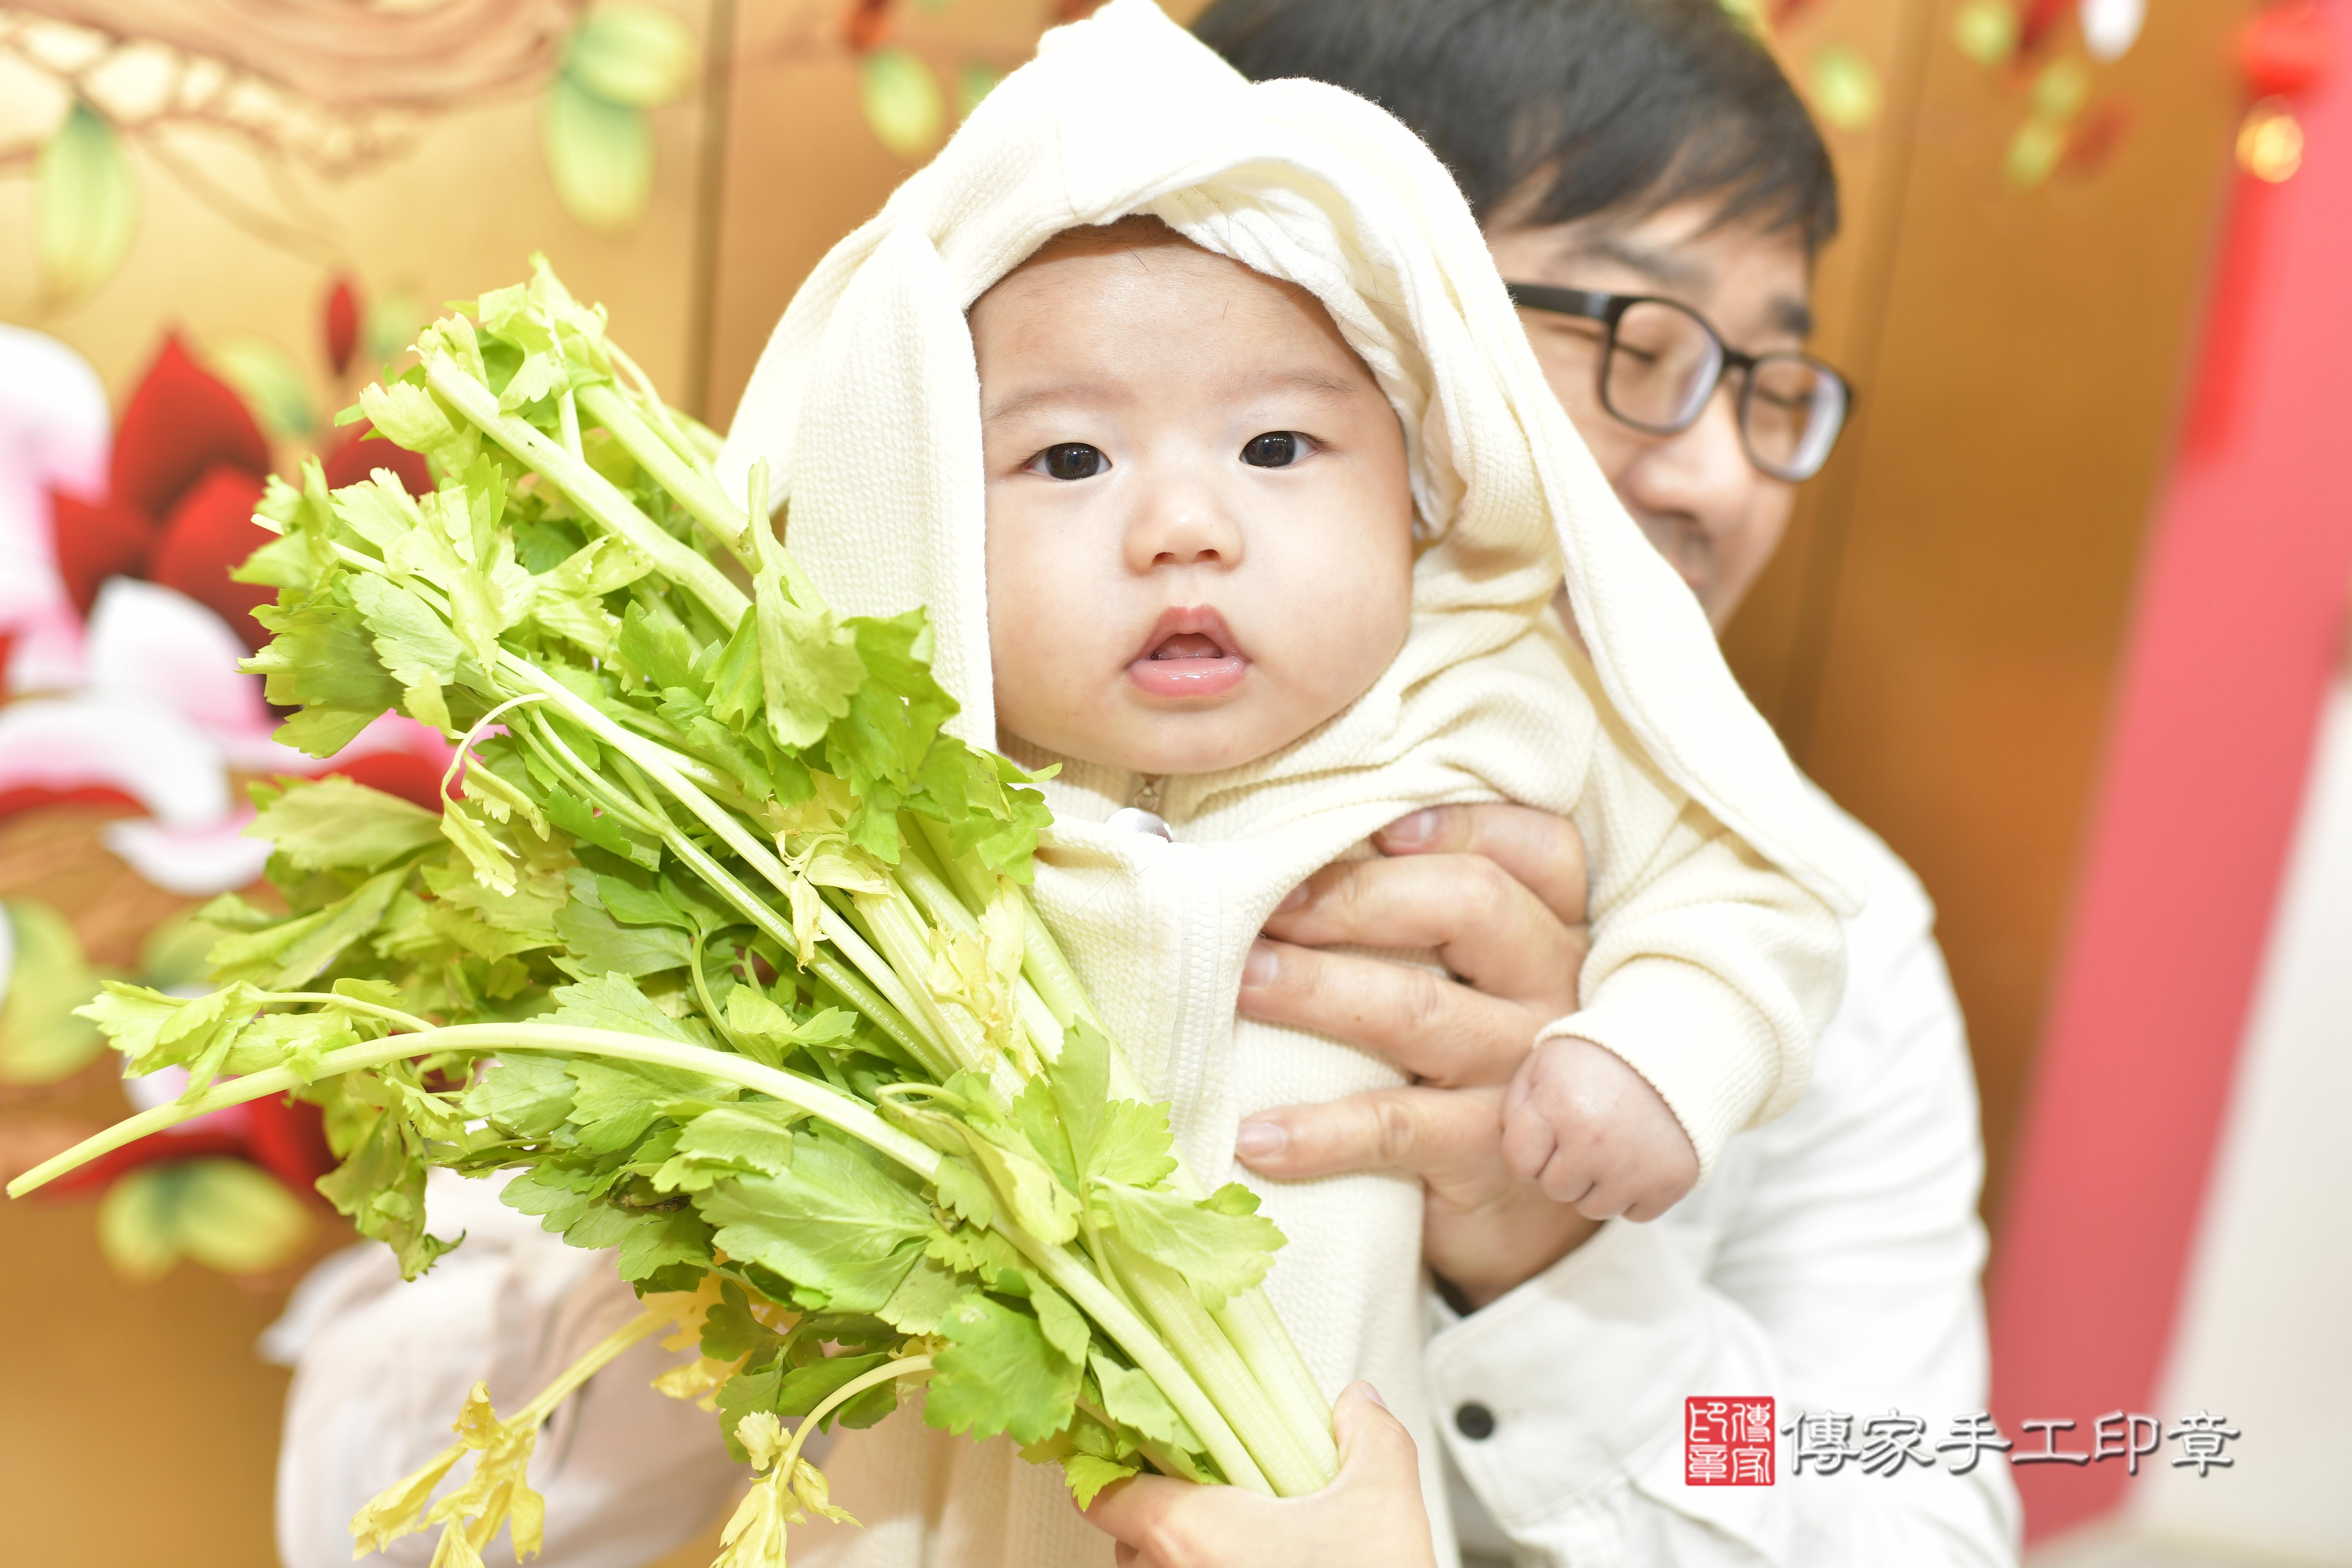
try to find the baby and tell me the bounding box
[718,3,1854,1560]
[975,218,1704,1219]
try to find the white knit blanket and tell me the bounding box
[715,3,1858,1561]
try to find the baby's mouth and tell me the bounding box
[1127,608,1250,700]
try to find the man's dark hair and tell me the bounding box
[1193,0,1839,254]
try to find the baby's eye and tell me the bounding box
[1241,431,1310,468]
[1029,443,1109,481]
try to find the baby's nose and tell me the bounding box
[1128,493,1245,572]
[1154,536,1226,566]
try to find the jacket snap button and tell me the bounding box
[1455,1402,1497,1440]
[1105,806,1173,841]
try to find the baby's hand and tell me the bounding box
[1501,1037,1698,1220]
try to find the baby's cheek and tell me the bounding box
[986,572,1113,753]
[1301,559,1412,710]
[986,612,1062,740]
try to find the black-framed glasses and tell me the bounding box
[1503,282,1854,482]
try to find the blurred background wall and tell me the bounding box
[1,0,2335,1560]
[1720,0,2251,1231]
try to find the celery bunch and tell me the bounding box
[8,261,1336,1566]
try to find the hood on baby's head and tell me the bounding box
[716,0,1862,912]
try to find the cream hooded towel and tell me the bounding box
[716,2,1857,1560]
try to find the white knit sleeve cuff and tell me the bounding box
[1538,956,1783,1180]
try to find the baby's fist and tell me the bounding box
[1502,1037,1698,1220]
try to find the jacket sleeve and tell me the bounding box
[266,1171,745,1568]
[1428,825,2020,1566]
[1551,653,1846,1175]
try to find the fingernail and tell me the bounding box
[1274,882,1310,913]
[1381,809,1437,848]
[1234,1119,1287,1160]
[1242,939,1280,986]
[1355,1381,1389,1411]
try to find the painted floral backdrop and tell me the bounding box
[0,0,2283,1561]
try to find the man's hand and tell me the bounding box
[1236,803,1601,1304]
[1082,1384,1437,1568]
[1244,803,1588,1088]
[1234,1083,1596,1308]
[1502,1036,1698,1220]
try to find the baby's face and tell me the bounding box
[972,230,1414,777]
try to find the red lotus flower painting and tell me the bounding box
[48,335,432,656]
[0,323,449,1280]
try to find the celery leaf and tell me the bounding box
[652,1101,804,1192]
[248,777,443,873]
[928,1295,1081,1445]
[1094,1181,1285,1310]
[695,1132,935,1313]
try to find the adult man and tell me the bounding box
[1086,1,2021,1563]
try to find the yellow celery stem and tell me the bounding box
[783,1355,934,1481]
[354,1293,700,1556]
[719,1354,931,1568]
[718,1355,933,1568]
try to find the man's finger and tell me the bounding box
[1375,803,1589,928]
[1235,1084,1506,1187]
[1331,1383,1422,1475]
[1081,1389,1436,1568]
[1083,1473,1185,1549]
[1325,1385,1442,1568]
[1084,1475,1247,1568]
[1259,854,1585,1013]
[1238,939,1537,1085]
